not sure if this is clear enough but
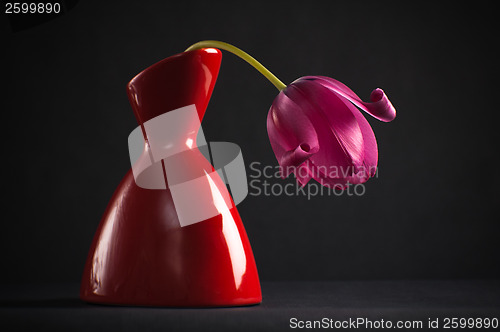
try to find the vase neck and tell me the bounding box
[126,48,222,130]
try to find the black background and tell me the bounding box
[2,0,499,285]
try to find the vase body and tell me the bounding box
[80,48,262,307]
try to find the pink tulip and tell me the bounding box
[267,76,396,188]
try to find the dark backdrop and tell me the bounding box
[2,1,498,283]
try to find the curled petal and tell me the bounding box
[366,88,396,122]
[301,76,396,122]
[280,143,319,178]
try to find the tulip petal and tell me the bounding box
[302,76,396,122]
[287,79,365,170]
[306,76,378,183]
[348,101,378,178]
[267,91,320,177]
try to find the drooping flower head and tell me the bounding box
[267,76,396,188]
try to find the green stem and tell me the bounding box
[185,40,287,91]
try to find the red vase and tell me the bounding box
[80,48,262,307]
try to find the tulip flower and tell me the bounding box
[267,76,396,188]
[185,41,396,189]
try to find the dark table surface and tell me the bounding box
[1,280,499,331]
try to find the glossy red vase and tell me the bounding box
[80,48,262,307]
